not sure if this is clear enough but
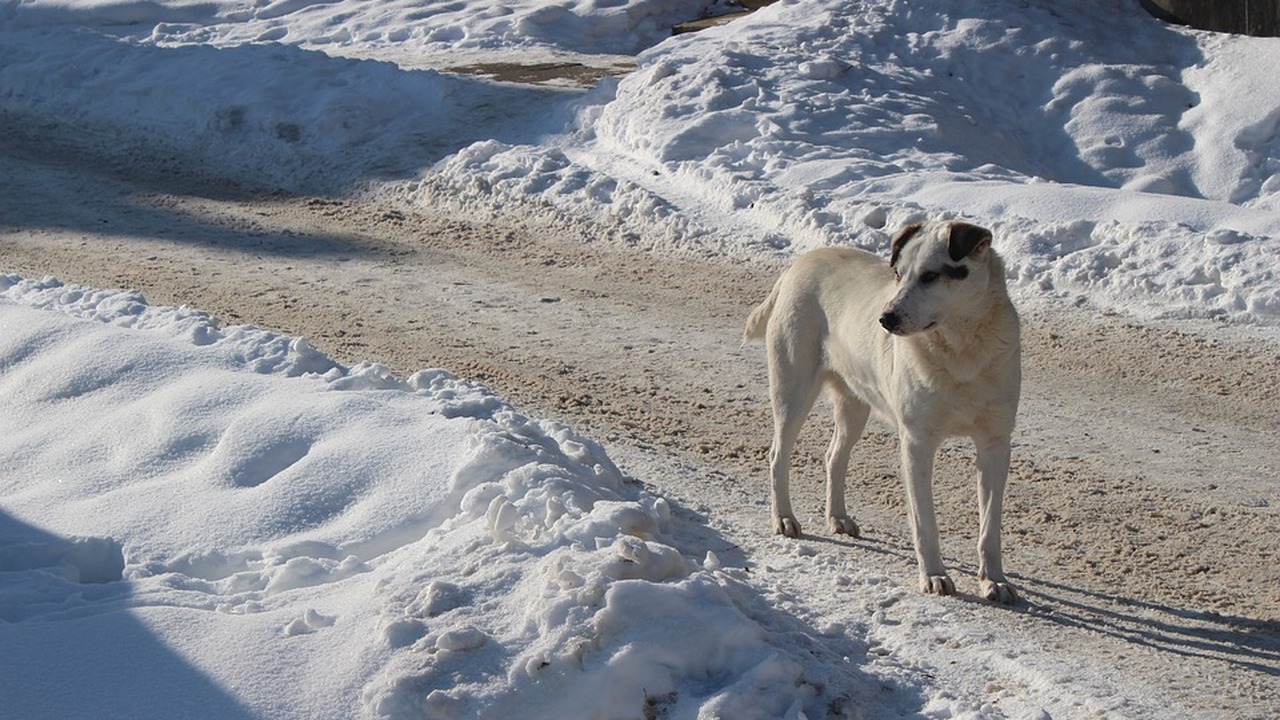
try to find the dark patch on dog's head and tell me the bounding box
[889,222,925,268]
[947,222,992,262]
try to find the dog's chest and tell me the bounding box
[898,344,1019,435]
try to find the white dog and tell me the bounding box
[743,220,1021,603]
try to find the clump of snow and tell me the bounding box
[0,275,337,375]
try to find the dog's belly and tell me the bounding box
[824,338,898,422]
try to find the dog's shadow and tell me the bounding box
[804,532,1280,678]
[1011,572,1280,676]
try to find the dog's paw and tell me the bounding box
[920,574,956,596]
[773,515,802,538]
[980,578,1019,605]
[827,515,859,537]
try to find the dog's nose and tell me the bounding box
[879,311,901,333]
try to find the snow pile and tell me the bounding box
[4,0,726,56]
[0,276,897,720]
[137,0,725,57]
[425,0,1280,325]
[0,17,562,192]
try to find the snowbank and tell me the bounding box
[0,276,905,719]
[426,0,1280,326]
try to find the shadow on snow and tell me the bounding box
[0,509,259,720]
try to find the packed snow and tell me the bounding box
[2,0,1278,718]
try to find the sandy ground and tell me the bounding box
[2,119,1278,715]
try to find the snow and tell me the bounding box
[4,279,1210,720]
[1,0,1278,718]
[0,275,903,719]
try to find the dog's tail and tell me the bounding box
[742,282,780,345]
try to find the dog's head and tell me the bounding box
[880,220,996,336]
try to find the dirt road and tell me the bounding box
[3,125,1278,714]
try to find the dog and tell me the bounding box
[743,220,1021,603]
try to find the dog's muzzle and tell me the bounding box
[879,311,903,334]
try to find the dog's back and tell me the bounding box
[743,247,889,344]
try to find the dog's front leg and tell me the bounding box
[975,435,1018,604]
[900,434,953,595]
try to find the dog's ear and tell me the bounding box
[948,222,992,262]
[889,222,925,267]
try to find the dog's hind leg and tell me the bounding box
[975,435,1018,604]
[899,433,954,595]
[824,383,869,537]
[766,343,824,539]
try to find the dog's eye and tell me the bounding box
[920,271,940,284]
[944,265,969,280]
